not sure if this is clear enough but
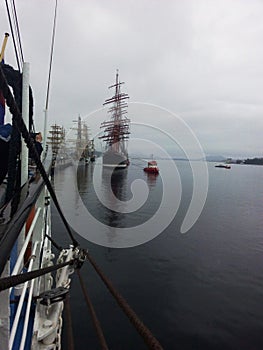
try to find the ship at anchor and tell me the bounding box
[100,71,130,169]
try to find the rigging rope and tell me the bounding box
[4,0,21,71]
[45,233,63,252]
[11,0,24,64]
[0,259,74,292]
[64,293,75,350]
[77,269,109,350]
[45,0,57,111]
[0,65,79,248]
[86,253,164,350]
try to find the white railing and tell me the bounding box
[8,185,48,349]
[9,242,39,350]
[19,242,39,350]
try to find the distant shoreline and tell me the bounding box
[130,156,263,165]
[207,157,263,166]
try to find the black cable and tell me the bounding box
[38,204,64,271]
[45,0,57,111]
[4,0,21,71]
[0,259,74,292]
[45,233,63,252]
[64,293,75,350]
[0,65,79,248]
[0,178,45,276]
[11,0,24,64]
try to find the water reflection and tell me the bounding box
[144,172,159,187]
[74,160,163,237]
[101,167,128,228]
[77,161,93,193]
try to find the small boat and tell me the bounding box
[144,160,159,174]
[215,164,231,169]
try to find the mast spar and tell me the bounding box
[0,33,9,62]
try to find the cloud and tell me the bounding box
[0,0,262,157]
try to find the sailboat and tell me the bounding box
[79,119,89,164]
[99,71,130,169]
[68,115,92,164]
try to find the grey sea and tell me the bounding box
[52,159,263,350]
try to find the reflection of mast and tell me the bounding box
[101,167,127,230]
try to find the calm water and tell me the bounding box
[52,159,263,350]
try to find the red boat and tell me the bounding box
[144,160,159,174]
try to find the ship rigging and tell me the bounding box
[100,70,130,169]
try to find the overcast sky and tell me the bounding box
[0,0,262,158]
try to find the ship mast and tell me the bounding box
[47,124,65,156]
[68,115,90,161]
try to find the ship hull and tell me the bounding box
[144,167,159,174]
[102,150,129,169]
[215,164,231,169]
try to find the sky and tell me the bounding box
[0,0,262,158]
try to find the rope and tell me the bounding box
[0,259,74,292]
[86,253,164,350]
[11,0,24,64]
[0,65,79,248]
[64,293,75,350]
[4,0,21,71]
[77,269,109,350]
[45,233,63,252]
[45,0,57,111]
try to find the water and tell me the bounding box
[52,159,263,349]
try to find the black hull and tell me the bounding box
[102,150,129,169]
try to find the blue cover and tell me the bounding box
[0,123,12,142]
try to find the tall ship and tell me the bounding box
[47,123,65,156]
[69,115,92,164]
[100,71,130,169]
